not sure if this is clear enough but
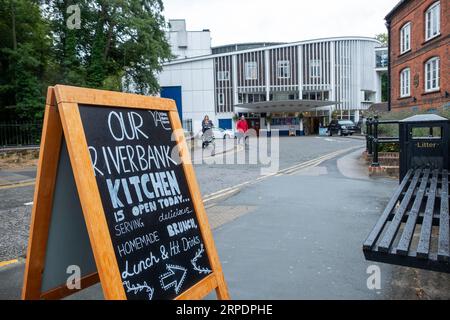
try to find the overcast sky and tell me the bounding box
[162,0,399,46]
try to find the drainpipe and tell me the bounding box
[386,20,391,112]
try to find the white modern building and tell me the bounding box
[159,20,387,135]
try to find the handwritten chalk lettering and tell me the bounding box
[191,244,212,275]
[101,145,176,175]
[116,231,160,258]
[114,218,145,237]
[182,235,201,252]
[159,206,192,223]
[170,240,181,257]
[131,201,158,217]
[160,245,169,260]
[108,111,149,142]
[88,146,104,176]
[157,195,184,209]
[123,280,154,300]
[113,209,125,223]
[106,170,181,209]
[167,218,198,237]
[149,111,171,131]
[121,251,161,280]
[159,264,187,294]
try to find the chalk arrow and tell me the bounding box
[159,264,187,294]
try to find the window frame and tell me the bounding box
[218,92,225,106]
[424,56,440,92]
[309,59,322,78]
[425,1,440,41]
[400,22,411,54]
[244,61,258,80]
[276,60,291,79]
[217,70,230,81]
[400,68,411,98]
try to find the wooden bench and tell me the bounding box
[363,168,450,273]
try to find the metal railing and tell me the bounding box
[0,121,43,147]
[365,116,400,167]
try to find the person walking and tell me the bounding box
[236,115,248,145]
[201,115,215,154]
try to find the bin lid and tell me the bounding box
[400,114,449,123]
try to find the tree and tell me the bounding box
[0,0,51,120]
[375,33,388,46]
[0,0,173,121]
[44,0,173,94]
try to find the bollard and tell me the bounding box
[371,116,380,167]
[365,119,370,152]
[367,117,373,155]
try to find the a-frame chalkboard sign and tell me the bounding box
[22,85,229,300]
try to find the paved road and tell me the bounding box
[2,135,448,299]
[0,136,363,262]
[194,136,363,196]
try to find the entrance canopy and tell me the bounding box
[234,99,338,114]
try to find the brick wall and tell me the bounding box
[388,0,449,112]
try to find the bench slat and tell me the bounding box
[377,169,422,253]
[363,169,413,250]
[416,170,438,258]
[438,170,450,261]
[396,169,431,255]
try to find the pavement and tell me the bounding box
[0,169,36,187]
[1,135,449,300]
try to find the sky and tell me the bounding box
[162,0,400,46]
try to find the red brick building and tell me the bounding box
[386,0,449,112]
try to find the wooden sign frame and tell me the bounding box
[22,85,229,300]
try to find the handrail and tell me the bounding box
[365,115,400,167]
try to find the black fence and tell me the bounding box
[0,121,43,147]
[365,116,400,167]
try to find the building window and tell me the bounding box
[363,91,375,102]
[218,93,225,106]
[400,68,411,97]
[400,22,411,54]
[302,91,329,101]
[277,60,291,79]
[244,61,258,80]
[425,1,440,41]
[310,60,321,78]
[217,71,229,81]
[425,57,440,92]
[182,119,193,133]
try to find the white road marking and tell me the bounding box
[202,145,362,203]
[24,202,33,206]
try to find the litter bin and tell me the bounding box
[399,114,450,181]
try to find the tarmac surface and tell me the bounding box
[1,136,449,299]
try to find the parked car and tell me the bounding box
[327,120,357,136]
[212,128,235,139]
[197,128,235,139]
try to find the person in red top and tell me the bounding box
[236,115,248,144]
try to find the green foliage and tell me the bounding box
[379,143,399,153]
[0,0,173,121]
[0,0,51,120]
[375,33,388,46]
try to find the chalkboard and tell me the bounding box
[22,85,228,300]
[78,105,212,300]
[41,140,97,293]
